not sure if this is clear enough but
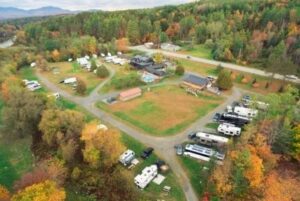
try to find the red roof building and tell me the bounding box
[119,87,142,101]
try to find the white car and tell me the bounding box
[285,75,298,80]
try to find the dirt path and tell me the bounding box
[36,69,243,201]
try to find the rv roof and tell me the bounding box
[195,132,229,143]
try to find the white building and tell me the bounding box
[185,144,225,161]
[144,42,154,49]
[134,165,158,189]
[161,43,181,52]
[119,149,135,166]
[62,77,77,84]
[77,57,91,70]
[218,123,241,136]
[23,79,42,91]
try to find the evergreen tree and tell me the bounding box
[216,70,233,90]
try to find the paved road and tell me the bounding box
[36,70,243,201]
[130,45,300,84]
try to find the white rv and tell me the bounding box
[105,55,117,63]
[193,132,229,146]
[62,77,77,84]
[134,165,158,189]
[185,144,225,161]
[183,152,223,165]
[119,149,135,166]
[218,123,241,136]
[77,57,91,70]
[227,106,258,118]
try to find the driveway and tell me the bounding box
[129,45,300,84]
[36,69,243,201]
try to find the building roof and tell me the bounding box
[120,87,142,98]
[145,67,166,77]
[183,74,209,87]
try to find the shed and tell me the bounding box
[182,74,209,90]
[119,88,142,101]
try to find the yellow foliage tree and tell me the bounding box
[12,180,65,201]
[244,150,264,187]
[1,76,22,102]
[51,49,60,62]
[0,185,10,201]
[81,122,125,169]
[153,53,163,64]
[292,124,300,161]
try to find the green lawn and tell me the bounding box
[180,44,213,59]
[0,137,33,190]
[121,134,186,201]
[98,86,222,136]
[205,122,219,130]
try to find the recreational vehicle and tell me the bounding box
[218,123,241,136]
[61,77,77,85]
[185,144,225,160]
[217,112,250,126]
[191,132,229,147]
[119,149,135,166]
[134,165,158,189]
[227,106,258,118]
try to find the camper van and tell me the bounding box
[185,144,225,161]
[227,106,258,118]
[134,165,158,189]
[61,77,77,85]
[218,123,241,136]
[218,112,250,126]
[119,149,135,166]
[192,132,229,147]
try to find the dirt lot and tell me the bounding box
[42,62,104,95]
[101,86,223,136]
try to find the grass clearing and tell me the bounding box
[121,134,185,201]
[205,122,219,130]
[42,62,104,96]
[0,136,33,190]
[98,85,223,136]
[179,44,213,59]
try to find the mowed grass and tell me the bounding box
[98,86,222,136]
[0,136,33,190]
[179,44,213,59]
[121,134,185,201]
[42,62,103,95]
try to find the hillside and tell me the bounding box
[0,6,72,20]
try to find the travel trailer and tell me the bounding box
[119,149,135,166]
[185,144,225,160]
[218,123,241,136]
[191,132,229,147]
[218,112,250,126]
[61,77,77,84]
[134,165,158,189]
[227,106,258,118]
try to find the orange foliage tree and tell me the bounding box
[0,185,10,201]
[51,49,60,62]
[116,38,129,53]
[1,76,22,102]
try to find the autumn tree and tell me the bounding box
[81,122,125,169]
[216,70,233,90]
[96,65,110,78]
[76,78,87,95]
[291,124,300,161]
[153,53,163,64]
[36,55,49,71]
[116,38,129,52]
[2,88,46,138]
[175,64,185,76]
[12,180,66,201]
[0,185,10,201]
[0,76,23,102]
[51,49,60,62]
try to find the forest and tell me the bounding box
[14,0,300,74]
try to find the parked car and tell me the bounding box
[141,147,154,159]
[186,55,191,59]
[106,97,117,104]
[285,75,298,80]
[174,144,183,155]
[213,113,221,122]
[188,131,197,140]
[242,95,251,102]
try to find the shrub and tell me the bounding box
[96,65,109,78]
[90,59,97,72]
[216,70,233,90]
[76,78,86,95]
[175,65,185,76]
[110,73,144,90]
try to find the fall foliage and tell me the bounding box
[0,185,10,201]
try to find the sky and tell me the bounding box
[0,0,193,11]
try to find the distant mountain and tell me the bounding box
[0,6,73,20]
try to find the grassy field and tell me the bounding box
[179,44,213,59]
[121,134,186,201]
[98,86,222,136]
[205,122,219,130]
[41,62,104,95]
[0,136,33,190]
